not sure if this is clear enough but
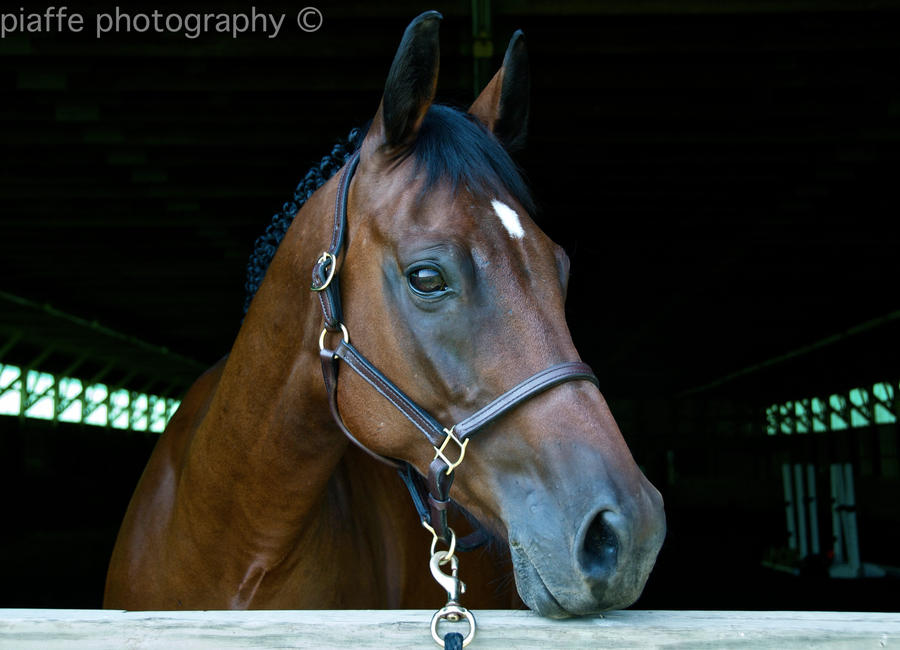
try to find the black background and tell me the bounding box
[1,1,898,610]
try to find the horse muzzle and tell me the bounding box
[507,477,666,618]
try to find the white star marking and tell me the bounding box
[491,199,525,239]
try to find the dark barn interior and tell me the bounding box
[1,1,898,611]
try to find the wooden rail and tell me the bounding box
[1,609,898,648]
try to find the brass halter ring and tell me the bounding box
[422,520,457,560]
[318,323,350,352]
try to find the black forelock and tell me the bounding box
[242,106,534,315]
[403,104,535,215]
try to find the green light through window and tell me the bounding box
[0,363,179,433]
[766,380,898,435]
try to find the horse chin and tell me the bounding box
[508,536,645,619]
[509,543,571,619]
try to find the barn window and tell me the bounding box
[0,363,179,432]
[765,380,898,435]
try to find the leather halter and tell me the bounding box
[312,149,600,547]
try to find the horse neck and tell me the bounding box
[179,176,350,561]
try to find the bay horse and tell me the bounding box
[104,11,665,620]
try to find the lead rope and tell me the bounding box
[443,632,465,650]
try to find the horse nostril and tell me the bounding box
[579,510,619,578]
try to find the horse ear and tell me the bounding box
[364,11,441,156]
[469,30,530,151]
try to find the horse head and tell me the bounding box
[325,11,665,617]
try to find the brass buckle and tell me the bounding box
[311,251,336,292]
[433,427,468,476]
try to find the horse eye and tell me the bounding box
[408,267,447,295]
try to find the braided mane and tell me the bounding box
[242,127,363,314]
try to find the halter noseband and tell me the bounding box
[311,149,600,548]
